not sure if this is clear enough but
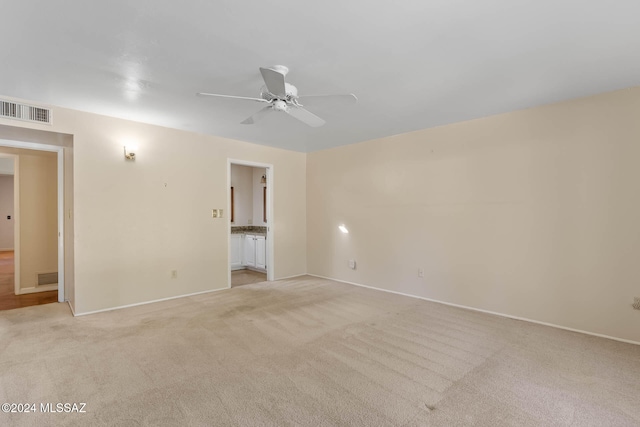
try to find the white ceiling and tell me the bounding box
[2,1,640,152]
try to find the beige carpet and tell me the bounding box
[0,276,639,426]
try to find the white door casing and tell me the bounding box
[0,139,65,302]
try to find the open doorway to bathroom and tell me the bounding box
[228,160,273,287]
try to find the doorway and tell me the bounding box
[228,159,274,288]
[0,155,56,309]
[0,138,65,308]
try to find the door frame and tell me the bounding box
[0,139,65,302]
[0,153,19,293]
[227,159,274,288]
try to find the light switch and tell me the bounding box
[211,209,224,218]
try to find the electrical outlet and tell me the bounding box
[349,259,356,270]
[418,268,424,278]
[633,297,640,310]
[171,270,178,279]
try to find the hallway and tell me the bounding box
[0,251,57,310]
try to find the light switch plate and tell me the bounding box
[211,209,223,218]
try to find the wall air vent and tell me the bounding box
[0,99,52,124]
[37,272,58,286]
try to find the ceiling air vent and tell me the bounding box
[0,99,52,124]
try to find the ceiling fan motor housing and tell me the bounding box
[272,100,288,112]
[260,83,298,102]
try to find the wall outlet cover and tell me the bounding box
[349,259,356,270]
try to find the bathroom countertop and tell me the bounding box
[231,226,267,236]
[234,232,266,237]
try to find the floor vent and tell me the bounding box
[0,99,52,124]
[37,272,58,286]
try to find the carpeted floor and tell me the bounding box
[0,275,638,426]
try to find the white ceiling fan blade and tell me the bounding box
[296,93,358,108]
[259,67,287,98]
[286,106,326,127]
[241,106,273,125]
[197,92,269,103]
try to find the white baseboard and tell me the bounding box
[275,273,307,281]
[73,287,228,317]
[17,284,57,294]
[308,274,640,347]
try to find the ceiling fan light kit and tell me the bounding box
[197,65,357,127]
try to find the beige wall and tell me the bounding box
[230,164,253,226]
[307,87,640,343]
[0,97,307,314]
[252,167,267,226]
[0,175,14,249]
[19,152,58,291]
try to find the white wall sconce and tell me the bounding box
[338,224,349,234]
[124,146,136,160]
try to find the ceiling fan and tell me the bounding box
[197,65,357,127]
